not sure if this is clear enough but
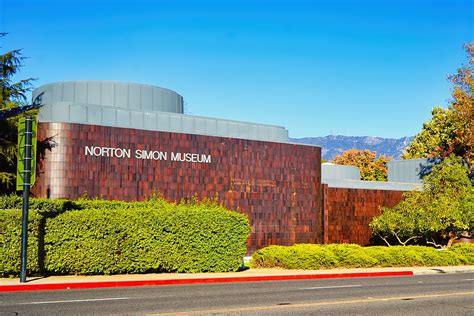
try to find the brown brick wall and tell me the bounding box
[33,122,323,253]
[322,185,404,245]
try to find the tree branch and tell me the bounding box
[394,232,419,246]
[379,235,391,247]
[426,238,445,249]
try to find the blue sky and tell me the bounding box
[1,0,472,138]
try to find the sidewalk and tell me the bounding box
[1,266,473,292]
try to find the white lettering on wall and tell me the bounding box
[85,146,131,158]
[170,152,211,163]
[201,154,212,163]
[135,150,167,160]
[85,146,94,156]
[84,146,211,164]
[171,152,183,161]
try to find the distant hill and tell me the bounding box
[290,135,414,161]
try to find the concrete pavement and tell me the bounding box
[1,265,473,292]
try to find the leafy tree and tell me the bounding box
[403,43,473,165]
[1,34,35,191]
[332,149,393,181]
[369,199,423,246]
[370,156,473,247]
[0,34,50,194]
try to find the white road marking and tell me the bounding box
[301,285,362,290]
[463,279,474,281]
[20,297,130,305]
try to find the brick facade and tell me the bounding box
[322,185,404,245]
[33,122,408,252]
[33,122,323,253]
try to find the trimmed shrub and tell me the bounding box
[371,246,466,267]
[324,244,378,268]
[359,246,390,266]
[0,210,41,276]
[363,246,419,267]
[44,201,249,274]
[411,246,461,266]
[252,244,473,269]
[0,195,22,209]
[250,245,290,268]
[0,195,78,214]
[285,244,338,269]
[0,197,250,275]
[449,243,474,264]
[0,194,166,213]
[252,244,338,269]
[73,198,142,211]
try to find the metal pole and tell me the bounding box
[20,116,32,283]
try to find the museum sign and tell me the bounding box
[84,146,212,164]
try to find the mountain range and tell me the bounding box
[290,135,414,161]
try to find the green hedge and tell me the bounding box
[450,243,474,263]
[0,210,41,276]
[0,197,250,276]
[252,243,474,269]
[250,244,339,269]
[0,194,152,213]
[0,195,78,213]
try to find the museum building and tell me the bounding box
[32,81,420,252]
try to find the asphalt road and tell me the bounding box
[0,273,473,315]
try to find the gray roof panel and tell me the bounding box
[35,81,289,143]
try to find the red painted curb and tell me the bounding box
[0,271,413,292]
